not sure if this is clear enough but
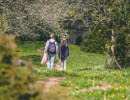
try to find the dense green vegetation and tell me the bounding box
[0,0,86,40]
[1,0,129,68]
[0,36,42,100]
[0,0,129,99]
[0,13,43,100]
[18,42,130,100]
[81,0,130,69]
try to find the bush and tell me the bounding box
[0,34,42,100]
[0,14,41,100]
[81,28,109,54]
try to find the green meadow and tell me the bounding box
[18,42,130,100]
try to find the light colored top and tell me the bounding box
[44,39,58,53]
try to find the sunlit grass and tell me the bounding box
[18,42,130,100]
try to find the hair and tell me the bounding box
[61,38,67,44]
[50,34,54,38]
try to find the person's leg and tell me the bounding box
[50,55,55,69]
[61,61,63,70]
[47,56,51,69]
[63,60,66,70]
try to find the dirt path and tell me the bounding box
[74,83,114,94]
[44,77,66,92]
[43,62,65,92]
[36,49,65,93]
[55,61,63,71]
[35,77,65,93]
[35,60,65,93]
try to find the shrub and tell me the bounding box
[0,34,42,100]
[0,14,41,100]
[81,27,109,54]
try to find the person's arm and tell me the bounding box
[55,42,59,59]
[44,41,49,53]
[67,45,69,57]
[58,48,60,59]
[55,41,58,52]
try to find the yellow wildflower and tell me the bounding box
[92,80,94,82]
[111,94,115,98]
[114,88,119,91]
[120,86,123,89]
[124,86,128,89]
[89,93,92,96]
[90,90,93,93]
[121,95,125,98]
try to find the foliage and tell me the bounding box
[81,0,130,68]
[81,25,109,53]
[0,14,8,34]
[0,37,42,100]
[0,14,42,100]
[0,0,86,41]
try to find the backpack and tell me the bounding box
[47,41,56,54]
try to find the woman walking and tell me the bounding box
[58,38,69,70]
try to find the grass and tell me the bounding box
[17,42,130,100]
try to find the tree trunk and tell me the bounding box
[108,30,122,69]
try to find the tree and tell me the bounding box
[0,0,86,41]
[82,0,130,68]
[0,14,8,34]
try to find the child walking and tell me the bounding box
[44,34,58,69]
[58,38,69,70]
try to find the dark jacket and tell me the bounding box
[58,44,69,61]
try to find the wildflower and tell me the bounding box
[111,94,115,98]
[92,80,94,82]
[120,93,125,98]
[124,86,128,89]
[72,92,75,95]
[114,88,119,91]
[89,93,92,96]
[121,95,125,98]
[120,76,124,78]
[115,71,118,75]
[90,90,93,93]
[119,86,123,89]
